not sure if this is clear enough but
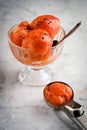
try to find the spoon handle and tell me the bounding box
[58,22,81,43]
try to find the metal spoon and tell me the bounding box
[52,22,81,47]
[43,81,87,130]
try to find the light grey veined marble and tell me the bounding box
[0,0,87,130]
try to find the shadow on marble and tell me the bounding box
[0,71,6,85]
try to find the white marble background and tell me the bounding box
[0,0,87,130]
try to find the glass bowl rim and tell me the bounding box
[8,24,65,50]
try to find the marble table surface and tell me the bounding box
[0,0,87,130]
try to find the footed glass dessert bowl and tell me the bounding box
[8,25,65,86]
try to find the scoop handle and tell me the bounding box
[63,108,87,130]
[62,100,87,130]
[75,112,87,130]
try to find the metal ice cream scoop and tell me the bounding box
[43,81,87,130]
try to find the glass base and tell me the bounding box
[18,66,52,86]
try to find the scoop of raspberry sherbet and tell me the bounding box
[22,29,52,56]
[18,21,31,29]
[31,15,60,38]
[44,82,73,106]
[10,21,31,46]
